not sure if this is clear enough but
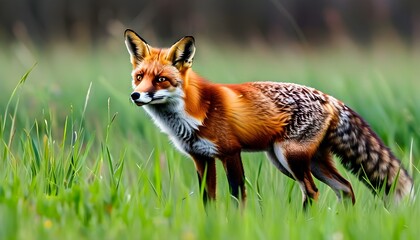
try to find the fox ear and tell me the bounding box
[166,36,195,69]
[124,29,151,65]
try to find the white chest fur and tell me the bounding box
[143,100,218,157]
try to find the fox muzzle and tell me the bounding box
[131,91,153,106]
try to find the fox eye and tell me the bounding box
[156,76,167,83]
[136,74,143,81]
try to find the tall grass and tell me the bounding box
[0,40,419,239]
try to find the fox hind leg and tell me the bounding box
[266,147,294,180]
[300,170,319,208]
[271,142,319,208]
[311,147,356,204]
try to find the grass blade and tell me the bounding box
[2,63,36,131]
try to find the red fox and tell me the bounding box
[124,29,414,207]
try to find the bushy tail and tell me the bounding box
[327,105,414,203]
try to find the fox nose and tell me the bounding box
[131,92,140,101]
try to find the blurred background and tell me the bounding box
[0,0,419,47]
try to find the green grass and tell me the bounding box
[0,40,419,239]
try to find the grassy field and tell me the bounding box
[0,39,419,239]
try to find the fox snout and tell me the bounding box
[131,91,169,106]
[131,91,153,106]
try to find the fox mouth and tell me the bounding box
[134,101,146,106]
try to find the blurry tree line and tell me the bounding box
[0,0,419,46]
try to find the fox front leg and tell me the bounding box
[221,152,246,206]
[192,156,217,204]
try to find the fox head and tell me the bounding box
[124,29,196,106]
